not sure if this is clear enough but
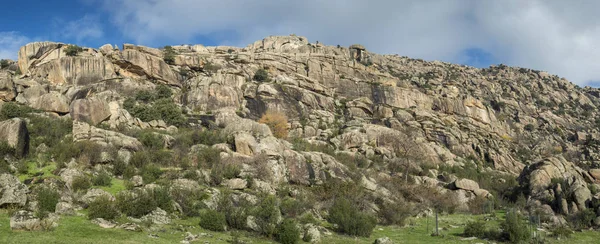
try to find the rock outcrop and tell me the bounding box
[0,174,29,207]
[0,118,29,157]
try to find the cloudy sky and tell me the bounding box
[1,0,599,86]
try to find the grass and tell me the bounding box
[17,161,57,182]
[0,210,274,244]
[1,209,600,243]
[97,178,126,195]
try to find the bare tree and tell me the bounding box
[378,127,426,183]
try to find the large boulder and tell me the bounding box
[450,179,480,192]
[72,121,142,151]
[0,118,29,157]
[70,97,111,125]
[0,71,16,101]
[0,174,29,207]
[32,91,70,113]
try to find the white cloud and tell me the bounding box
[0,32,30,60]
[97,0,600,85]
[56,15,104,43]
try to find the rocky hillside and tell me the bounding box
[2,35,600,241]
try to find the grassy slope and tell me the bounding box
[4,162,600,243]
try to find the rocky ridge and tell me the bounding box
[1,34,600,237]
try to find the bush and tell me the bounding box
[217,192,250,230]
[116,187,172,218]
[28,116,72,149]
[253,195,281,237]
[210,161,241,186]
[135,90,155,102]
[163,46,176,65]
[139,131,164,150]
[154,98,186,126]
[203,62,222,74]
[280,197,306,218]
[568,208,596,230]
[328,198,377,237]
[253,68,269,82]
[64,45,83,56]
[171,186,206,217]
[259,110,288,139]
[501,210,531,243]
[277,218,301,244]
[549,225,572,238]
[71,175,92,192]
[140,164,162,184]
[0,59,9,69]
[197,147,221,168]
[464,220,487,238]
[155,85,172,99]
[0,142,15,158]
[0,102,33,120]
[378,199,414,226]
[88,195,120,220]
[92,171,112,187]
[199,210,226,231]
[524,124,535,131]
[35,186,60,218]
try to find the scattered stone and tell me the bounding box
[141,208,171,225]
[119,223,142,232]
[0,173,29,207]
[373,237,394,244]
[91,218,117,229]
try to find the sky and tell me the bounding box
[1,0,599,86]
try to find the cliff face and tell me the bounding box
[4,34,600,219]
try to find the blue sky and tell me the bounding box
[1,0,599,86]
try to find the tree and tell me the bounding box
[64,45,83,56]
[379,127,426,183]
[258,110,288,139]
[253,68,269,82]
[163,46,176,65]
[0,59,9,69]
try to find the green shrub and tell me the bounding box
[524,124,535,131]
[464,220,487,238]
[217,192,250,230]
[171,186,206,217]
[199,209,226,231]
[139,131,164,150]
[253,68,269,82]
[568,208,596,230]
[328,197,377,237]
[155,85,172,99]
[549,225,572,239]
[197,147,221,168]
[501,210,531,243]
[280,197,305,218]
[87,195,120,220]
[253,195,280,237]
[0,59,9,69]
[112,158,128,176]
[92,171,112,187]
[71,175,92,192]
[154,98,186,126]
[116,187,172,218]
[135,90,155,102]
[64,45,83,56]
[141,164,162,183]
[163,46,176,65]
[0,142,15,158]
[277,218,300,244]
[35,186,60,218]
[210,161,240,186]
[0,102,33,120]
[28,116,72,149]
[378,199,414,226]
